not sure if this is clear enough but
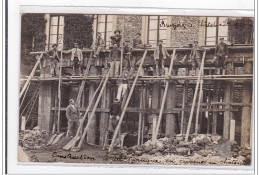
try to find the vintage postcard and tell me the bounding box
[18,13,253,166]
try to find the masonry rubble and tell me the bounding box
[105,134,251,165]
[19,126,49,150]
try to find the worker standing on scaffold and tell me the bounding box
[154,40,171,76]
[109,30,122,77]
[46,44,60,77]
[179,40,205,75]
[210,37,229,75]
[123,39,133,73]
[63,42,83,76]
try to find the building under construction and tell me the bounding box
[19,14,254,152]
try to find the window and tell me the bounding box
[48,15,64,50]
[147,16,167,47]
[95,15,113,49]
[205,17,228,45]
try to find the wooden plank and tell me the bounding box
[185,51,206,142]
[76,52,93,105]
[155,49,176,139]
[63,136,80,151]
[212,81,218,134]
[230,119,235,141]
[241,61,253,147]
[28,74,254,82]
[19,82,31,110]
[76,71,110,149]
[223,61,235,139]
[108,50,148,152]
[57,52,63,132]
[180,69,189,134]
[137,86,143,145]
[63,71,107,150]
[52,133,65,145]
[195,78,203,134]
[47,134,57,146]
[19,53,43,98]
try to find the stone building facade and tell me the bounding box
[43,14,254,50]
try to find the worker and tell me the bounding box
[63,42,83,76]
[132,33,143,49]
[110,30,122,47]
[66,99,81,137]
[47,44,60,77]
[116,75,129,101]
[93,32,105,58]
[123,40,133,72]
[154,40,170,76]
[109,30,122,77]
[108,99,121,133]
[179,41,204,75]
[210,37,229,75]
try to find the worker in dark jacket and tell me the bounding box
[108,99,121,132]
[210,37,229,74]
[123,40,133,71]
[46,44,60,77]
[154,40,170,76]
[132,33,143,49]
[109,30,122,77]
[110,30,122,47]
[180,41,205,75]
[66,99,80,137]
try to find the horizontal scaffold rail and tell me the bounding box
[29,45,253,55]
[22,74,253,82]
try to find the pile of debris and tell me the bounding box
[19,126,49,150]
[106,134,251,165]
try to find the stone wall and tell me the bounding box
[170,17,200,47]
[116,15,142,42]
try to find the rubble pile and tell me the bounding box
[19,126,49,150]
[106,134,251,165]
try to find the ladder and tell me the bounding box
[63,69,110,151]
[108,49,148,152]
[20,53,43,99]
[154,49,176,141]
[185,50,207,141]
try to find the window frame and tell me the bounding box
[147,15,167,46]
[48,15,64,50]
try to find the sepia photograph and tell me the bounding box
[18,13,254,166]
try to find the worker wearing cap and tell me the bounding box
[154,40,170,76]
[132,33,143,49]
[211,37,229,74]
[93,32,105,58]
[109,30,122,77]
[63,43,83,76]
[123,40,133,72]
[46,44,60,77]
[66,99,81,137]
[189,41,204,75]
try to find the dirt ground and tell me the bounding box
[20,131,251,166]
[23,137,121,164]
